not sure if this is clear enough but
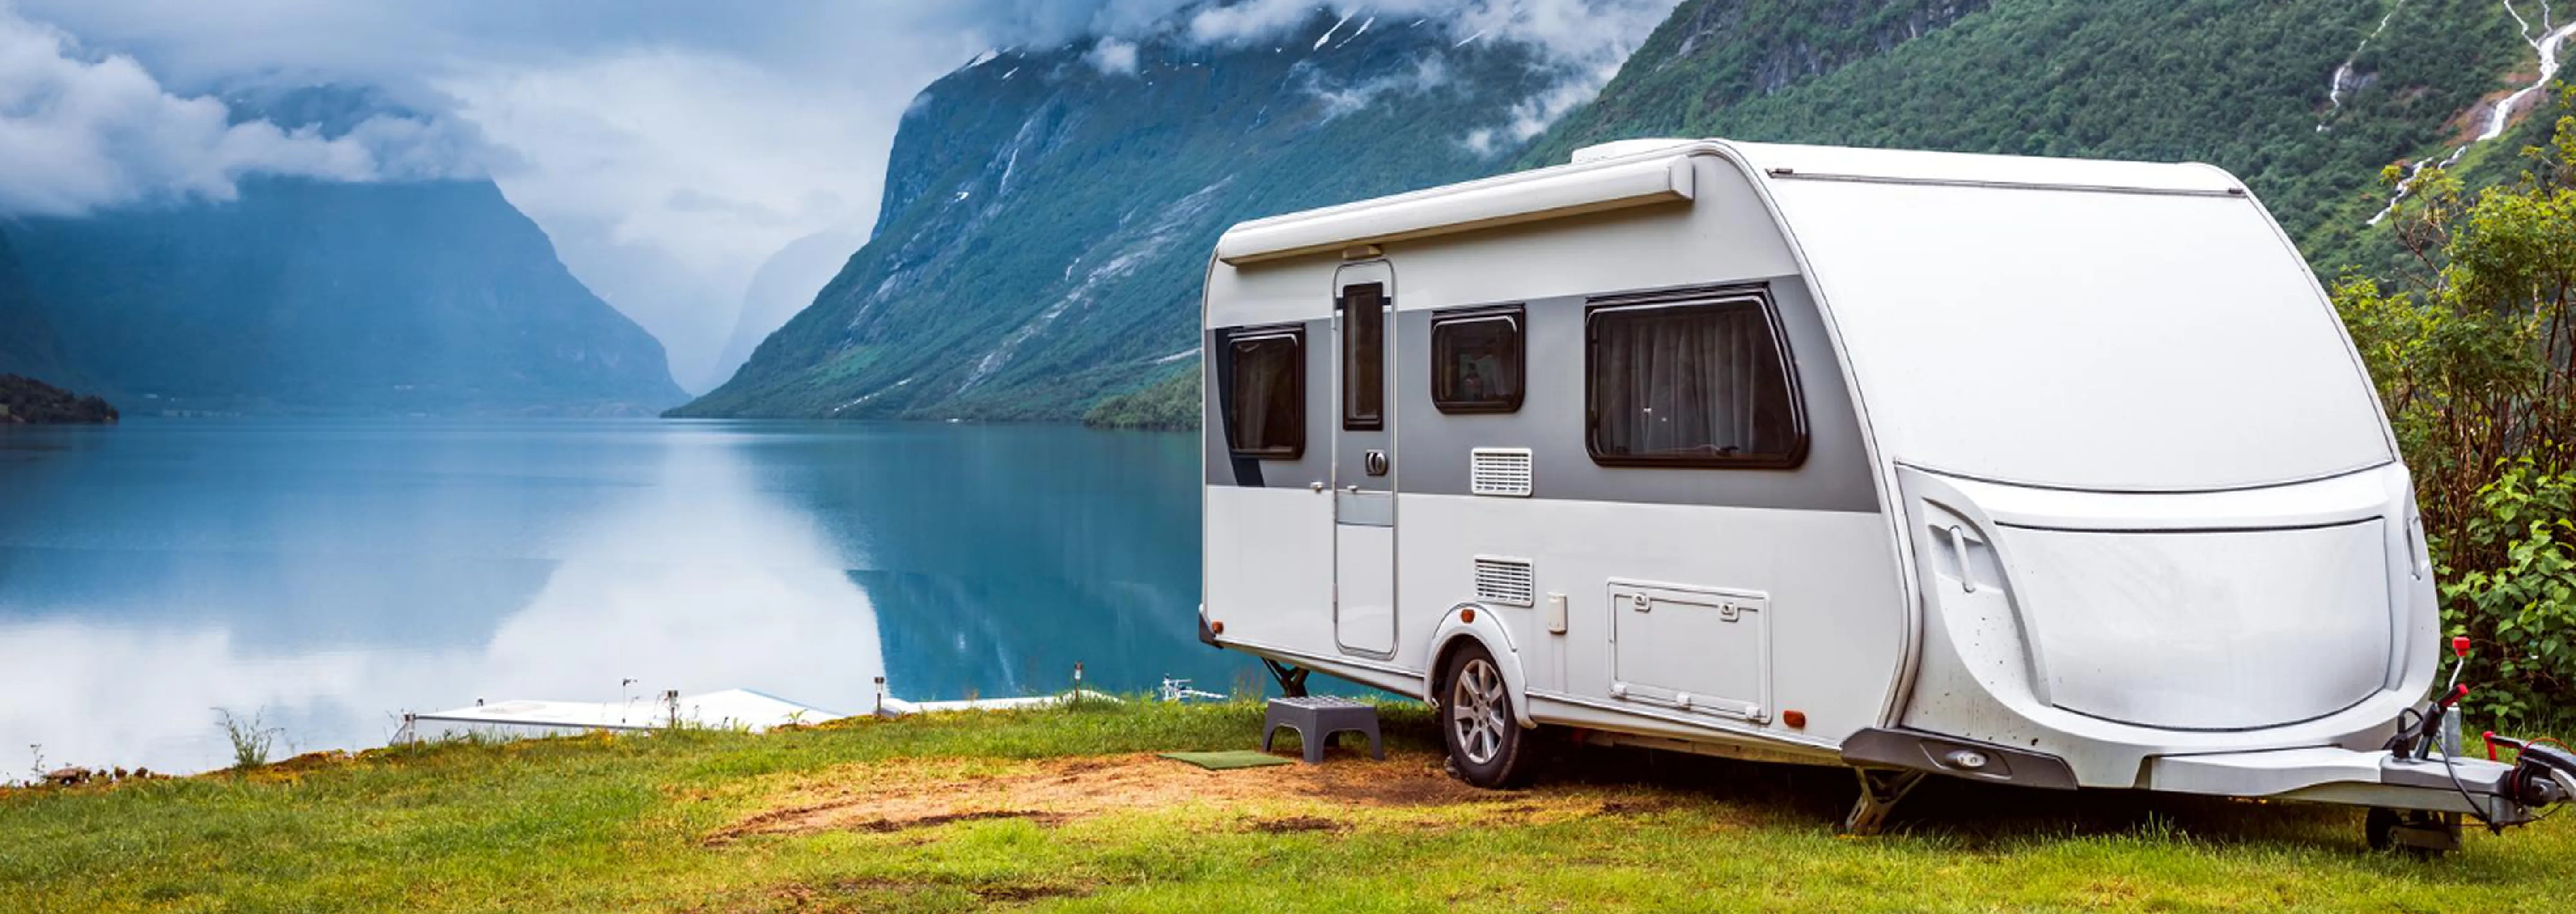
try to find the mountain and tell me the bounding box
[674,13,1563,420]
[1525,0,2542,267]
[0,233,81,386]
[4,86,686,415]
[707,225,868,391]
[688,0,2565,423]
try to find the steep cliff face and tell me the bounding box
[676,13,1561,420]
[0,233,80,385]
[1528,0,2533,263]
[5,87,686,416]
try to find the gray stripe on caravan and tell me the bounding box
[1394,277,1879,513]
[1203,317,1335,488]
[1205,278,1880,514]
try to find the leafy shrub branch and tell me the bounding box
[2334,89,2576,724]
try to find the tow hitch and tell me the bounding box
[2373,636,2576,852]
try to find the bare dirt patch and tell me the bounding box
[707,750,1666,843]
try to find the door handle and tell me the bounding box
[1310,482,1325,493]
[1364,449,1388,476]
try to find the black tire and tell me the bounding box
[2365,807,2399,851]
[1440,642,1535,789]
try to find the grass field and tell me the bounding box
[2,700,2570,913]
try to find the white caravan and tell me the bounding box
[1193,139,2576,847]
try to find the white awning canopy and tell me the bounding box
[1214,154,1697,266]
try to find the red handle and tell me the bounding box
[2453,635,2472,657]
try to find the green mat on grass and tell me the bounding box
[1158,750,1296,770]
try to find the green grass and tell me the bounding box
[2,701,2570,912]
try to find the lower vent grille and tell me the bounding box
[1474,557,1536,607]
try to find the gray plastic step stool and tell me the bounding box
[1262,696,1384,763]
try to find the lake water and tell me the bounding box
[0,418,1243,774]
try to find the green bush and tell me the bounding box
[2444,464,2576,723]
[2333,90,2576,725]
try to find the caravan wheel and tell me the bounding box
[1441,643,1534,789]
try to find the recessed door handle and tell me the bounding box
[1364,449,1388,476]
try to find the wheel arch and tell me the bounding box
[1424,602,1535,729]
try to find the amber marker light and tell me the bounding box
[1210,621,1224,635]
[1460,608,1477,623]
[1783,710,1808,729]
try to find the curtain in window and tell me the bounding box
[1594,306,1788,460]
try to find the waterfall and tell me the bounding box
[2370,1,2576,224]
[2322,1,2411,132]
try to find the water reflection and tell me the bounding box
[0,419,1226,774]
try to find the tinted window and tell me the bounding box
[1342,283,1385,430]
[1431,307,1524,414]
[1224,328,1304,459]
[1587,296,1805,468]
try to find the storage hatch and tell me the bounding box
[1608,581,1770,723]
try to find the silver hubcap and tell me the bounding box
[1449,658,1509,766]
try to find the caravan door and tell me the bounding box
[1332,262,1397,657]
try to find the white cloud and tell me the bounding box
[1086,37,1140,75]
[1188,0,1342,44]
[0,8,480,217]
[1309,54,1451,119]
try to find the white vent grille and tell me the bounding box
[1470,448,1534,497]
[1474,557,1537,607]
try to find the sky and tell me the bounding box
[0,0,1678,392]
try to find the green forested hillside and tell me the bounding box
[676,15,1562,421]
[1082,365,1199,430]
[1530,0,2534,269]
[0,374,115,424]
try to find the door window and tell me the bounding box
[1341,283,1385,431]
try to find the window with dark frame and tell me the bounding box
[1431,306,1525,414]
[1586,294,1806,468]
[1341,283,1385,431]
[1224,327,1304,460]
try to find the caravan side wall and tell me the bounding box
[1203,154,1909,753]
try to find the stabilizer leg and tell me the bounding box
[1842,769,1926,836]
[2366,807,2462,858]
[1262,659,1311,698]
